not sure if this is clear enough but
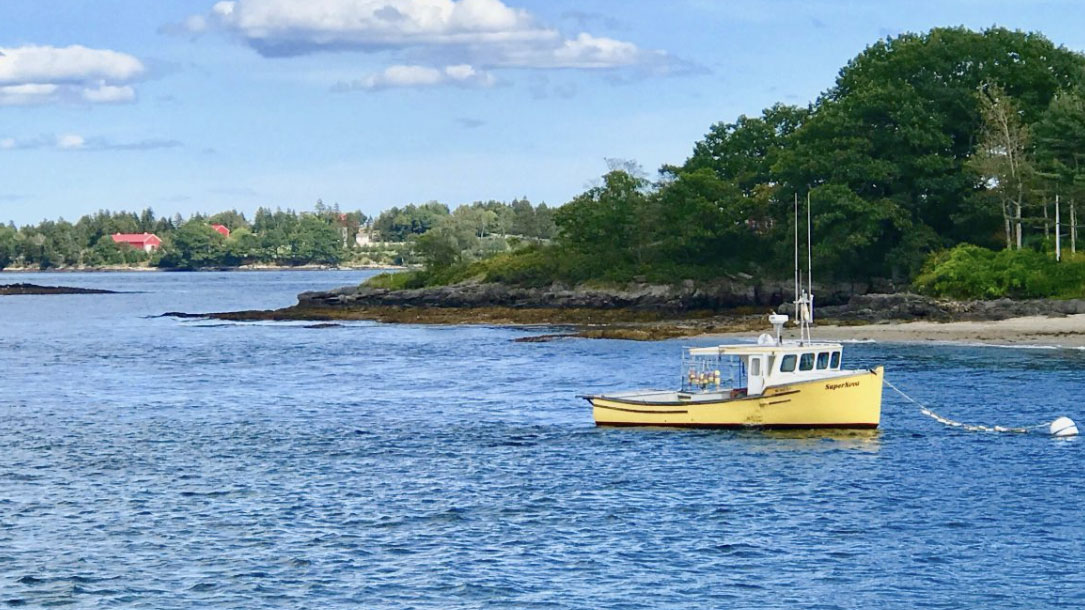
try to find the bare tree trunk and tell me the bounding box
[1056,194,1061,262]
[976,85,1031,251]
[1043,201,1050,239]
[1003,199,1013,249]
[1015,201,1023,250]
[1071,200,1077,254]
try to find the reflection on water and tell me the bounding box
[754,429,882,451]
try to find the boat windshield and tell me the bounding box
[681,350,745,394]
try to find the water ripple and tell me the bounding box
[0,271,1083,608]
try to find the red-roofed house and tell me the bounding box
[211,224,231,238]
[112,233,162,252]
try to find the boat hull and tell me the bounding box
[589,366,883,429]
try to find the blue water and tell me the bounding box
[1,271,1083,608]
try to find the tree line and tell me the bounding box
[369,198,556,268]
[0,204,363,270]
[0,198,556,271]
[370,199,555,242]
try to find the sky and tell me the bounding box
[1,0,1083,226]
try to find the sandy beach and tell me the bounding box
[705,314,1085,347]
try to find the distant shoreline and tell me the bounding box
[0,264,407,273]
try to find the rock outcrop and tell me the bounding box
[160,278,1085,337]
[293,280,1085,325]
[812,293,1085,322]
[0,283,117,296]
[297,278,871,313]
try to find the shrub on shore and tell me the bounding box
[914,244,1085,299]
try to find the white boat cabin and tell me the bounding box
[682,340,848,398]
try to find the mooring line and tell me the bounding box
[884,378,1052,434]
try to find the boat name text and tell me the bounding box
[825,381,860,391]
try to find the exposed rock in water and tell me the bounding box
[156,311,209,319]
[513,333,577,343]
[0,283,118,296]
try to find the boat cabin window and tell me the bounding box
[799,353,815,371]
[780,354,797,372]
[816,352,830,370]
[750,358,761,376]
[830,352,841,368]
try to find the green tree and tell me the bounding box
[453,206,498,238]
[969,84,1032,249]
[138,208,157,233]
[157,222,227,269]
[654,168,749,265]
[373,202,450,241]
[681,103,808,196]
[294,214,343,265]
[808,184,924,279]
[208,210,250,231]
[87,235,125,266]
[223,226,259,266]
[413,225,464,269]
[554,170,654,266]
[0,225,15,269]
[1033,87,1085,252]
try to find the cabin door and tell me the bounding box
[747,356,767,395]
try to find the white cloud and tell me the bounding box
[0,45,143,85]
[0,83,60,106]
[493,33,647,69]
[443,63,494,84]
[189,0,553,54]
[81,83,137,103]
[335,63,496,90]
[177,0,684,73]
[0,45,144,106]
[56,134,86,150]
[0,134,182,152]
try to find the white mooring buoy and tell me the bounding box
[1050,417,1079,438]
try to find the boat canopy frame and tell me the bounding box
[680,348,747,394]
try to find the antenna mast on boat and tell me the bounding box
[792,192,814,345]
[793,192,799,318]
[806,191,814,338]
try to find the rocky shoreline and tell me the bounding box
[298,281,1085,320]
[295,278,872,312]
[161,280,1085,342]
[815,292,1085,322]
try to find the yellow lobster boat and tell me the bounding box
[586,340,883,429]
[585,298,884,429]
